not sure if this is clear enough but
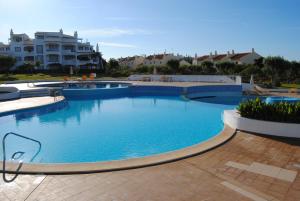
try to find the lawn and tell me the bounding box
[281,83,300,89]
[0,73,126,83]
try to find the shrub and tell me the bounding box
[134,65,151,74]
[237,98,300,123]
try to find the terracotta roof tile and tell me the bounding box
[197,55,210,61]
[213,54,227,61]
[230,53,251,60]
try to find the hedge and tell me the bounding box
[237,98,300,123]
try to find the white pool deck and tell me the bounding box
[0,96,65,114]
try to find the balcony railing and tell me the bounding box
[63,60,77,65]
[44,37,61,42]
[46,48,60,52]
[62,49,76,54]
[47,60,60,63]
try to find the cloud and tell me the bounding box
[79,28,152,37]
[98,42,137,48]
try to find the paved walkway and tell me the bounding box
[1,131,299,201]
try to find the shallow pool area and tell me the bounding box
[0,94,239,164]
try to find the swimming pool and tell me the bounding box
[0,85,243,165]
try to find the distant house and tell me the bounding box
[179,60,191,66]
[193,49,262,65]
[143,53,183,66]
[118,56,145,68]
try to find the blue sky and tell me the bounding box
[0,0,299,60]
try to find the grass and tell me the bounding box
[281,83,300,89]
[0,73,127,83]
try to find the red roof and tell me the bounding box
[146,54,168,60]
[197,55,210,61]
[230,52,251,61]
[213,54,227,61]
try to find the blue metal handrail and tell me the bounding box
[2,132,42,183]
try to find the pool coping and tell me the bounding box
[0,96,66,116]
[0,125,236,175]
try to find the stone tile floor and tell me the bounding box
[1,131,299,201]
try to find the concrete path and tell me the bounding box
[0,96,65,114]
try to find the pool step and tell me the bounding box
[20,88,50,98]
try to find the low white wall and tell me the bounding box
[223,110,300,138]
[128,75,241,84]
[0,87,20,101]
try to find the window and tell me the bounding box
[15,47,21,52]
[36,35,44,39]
[78,46,84,51]
[6,47,10,51]
[13,37,22,42]
[36,45,43,53]
[0,47,4,51]
[85,47,89,50]
[36,55,44,63]
[16,57,22,61]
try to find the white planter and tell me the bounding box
[223,110,300,138]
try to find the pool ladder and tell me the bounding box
[1,132,42,183]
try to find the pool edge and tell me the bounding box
[0,125,236,175]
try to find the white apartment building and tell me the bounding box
[192,49,262,65]
[0,29,101,69]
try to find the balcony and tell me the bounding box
[78,60,93,65]
[63,60,76,65]
[46,48,60,52]
[62,49,76,54]
[62,38,77,43]
[77,49,92,53]
[47,54,60,63]
[24,56,35,64]
[44,37,61,42]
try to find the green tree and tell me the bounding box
[201,61,216,74]
[215,62,236,74]
[288,61,300,83]
[0,56,16,74]
[254,57,264,68]
[240,65,262,77]
[167,59,180,73]
[263,56,291,86]
[35,61,41,69]
[108,59,119,69]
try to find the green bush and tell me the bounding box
[237,98,300,123]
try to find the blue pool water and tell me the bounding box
[0,95,241,164]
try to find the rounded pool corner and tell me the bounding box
[0,84,242,174]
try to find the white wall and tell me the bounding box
[129,75,241,84]
[224,110,300,138]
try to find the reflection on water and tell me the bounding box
[0,95,237,163]
[1,95,256,128]
[14,101,69,121]
[193,95,263,106]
